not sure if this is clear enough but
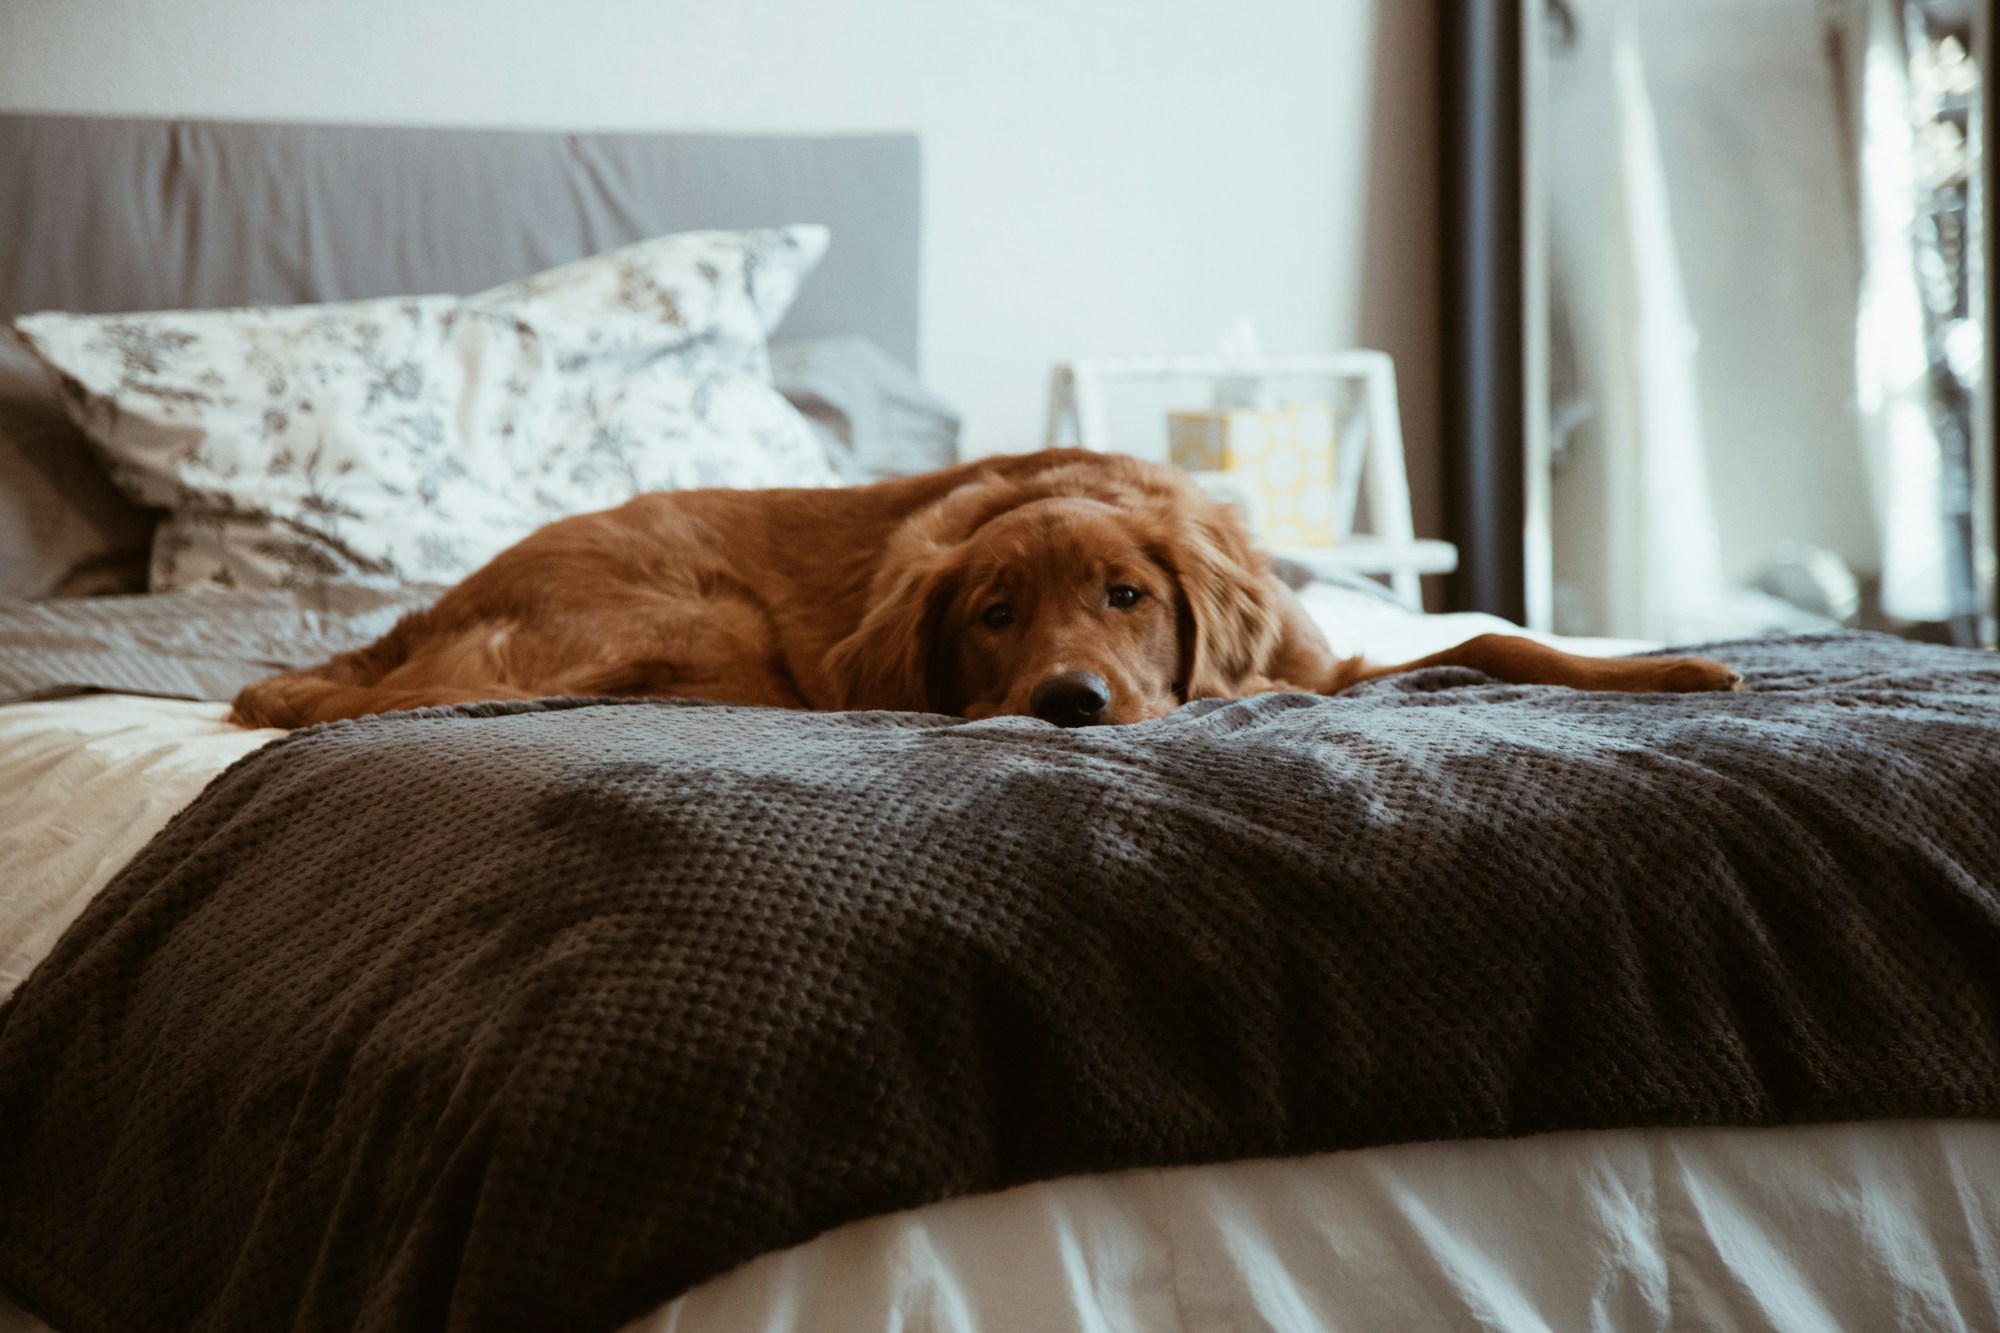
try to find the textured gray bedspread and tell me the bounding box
[2,632,2000,1333]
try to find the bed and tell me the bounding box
[3,113,2000,1333]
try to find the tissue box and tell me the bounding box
[1167,404,1339,545]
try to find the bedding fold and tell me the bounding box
[0,586,433,703]
[2,632,1999,1333]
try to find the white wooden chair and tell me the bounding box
[1044,351,1456,608]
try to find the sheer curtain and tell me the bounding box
[1855,0,1951,624]
[1597,9,1731,643]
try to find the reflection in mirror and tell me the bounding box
[1535,0,1992,646]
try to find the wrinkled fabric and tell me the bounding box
[639,1119,2000,1333]
[0,585,433,704]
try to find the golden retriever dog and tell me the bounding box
[230,449,1741,730]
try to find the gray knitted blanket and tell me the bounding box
[3,632,2000,1333]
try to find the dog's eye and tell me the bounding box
[1108,585,1142,610]
[981,603,1015,629]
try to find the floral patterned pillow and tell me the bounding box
[15,225,839,592]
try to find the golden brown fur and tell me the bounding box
[230,449,1740,730]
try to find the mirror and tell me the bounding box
[1527,0,1993,647]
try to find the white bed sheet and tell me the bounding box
[3,589,1997,1333]
[637,1120,2000,1333]
[0,694,279,999]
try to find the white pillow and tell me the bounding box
[16,226,839,592]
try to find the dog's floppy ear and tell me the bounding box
[823,559,958,712]
[1148,495,1285,700]
[825,470,1040,713]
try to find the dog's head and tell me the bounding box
[823,455,1285,725]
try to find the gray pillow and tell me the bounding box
[0,330,153,597]
[771,337,960,482]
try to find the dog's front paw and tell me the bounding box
[1653,657,1745,692]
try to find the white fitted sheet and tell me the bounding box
[3,591,1996,1333]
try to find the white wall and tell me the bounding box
[0,0,1441,537]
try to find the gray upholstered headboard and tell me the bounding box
[0,112,921,368]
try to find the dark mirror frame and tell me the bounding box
[1441,0,1529,622]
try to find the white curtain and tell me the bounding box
[1597,10,1731,643]
[1854,0,1951,624]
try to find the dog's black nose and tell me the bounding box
[1030,671,1112,727]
